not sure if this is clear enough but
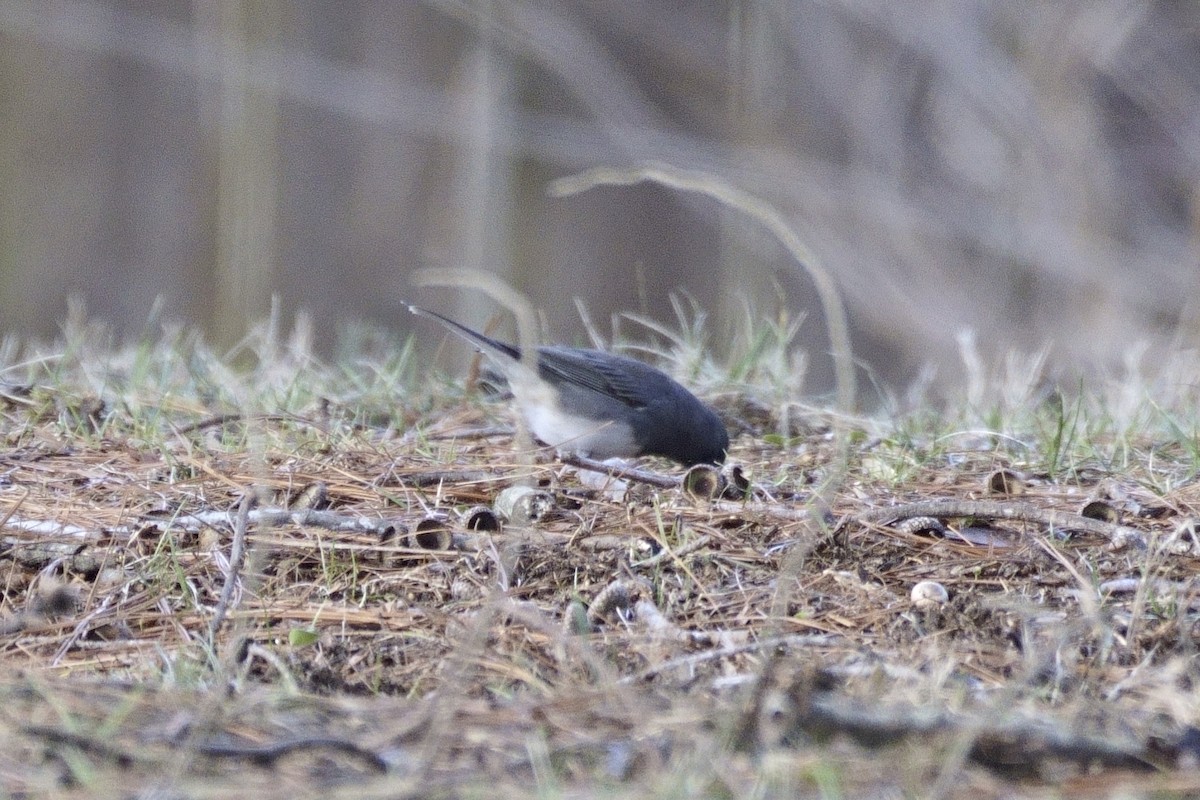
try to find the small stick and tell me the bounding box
[853,499,1146,550]
[209,493,253,641]
[629,534,712,568]
[559,453,679,489]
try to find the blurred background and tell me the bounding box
[1,1,1198,404]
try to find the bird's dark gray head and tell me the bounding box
[682,405,729,465]
[625,380,728,465]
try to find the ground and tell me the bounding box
[1,320,1199,798]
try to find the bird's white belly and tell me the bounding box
[523,401,637,458]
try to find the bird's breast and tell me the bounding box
[522,402,637,458]
[505,371,635,460]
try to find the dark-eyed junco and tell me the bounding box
[409,306,728,465]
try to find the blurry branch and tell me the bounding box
[0,0,739,175]
[427,0,664,146]
[549,163,856,474]
[210,3,281,352]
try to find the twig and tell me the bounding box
[173,412,328,435]
[629,534,712,568]
[1,516,96,539]
[787,690,1158,774]
[559,453,679,489]
[52,593,114,666]
[192,736,388,772]
[618,633,844,684]
[21,725,137,767]
[0,486,27,529]
[209,493,253,641]
[388,469,497,487]
[712,499,814,522]
[852,499,1146,550]
[151,508,387,534]
[632,598,716,645]
[424,425,515,442]
[24,723,386,774]
[6,508,404,550]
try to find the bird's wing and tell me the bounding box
[410,306,670,411]
[537,347,665,410]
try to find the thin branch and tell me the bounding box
[629,534,712,568]
[559,453,680,488]
[192,736,388,772]
[853,499,1146,550]
[209,493,253,641]
[618,632,845,684]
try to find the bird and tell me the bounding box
[408,305,728,465]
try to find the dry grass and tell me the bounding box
[2,315,1200,799]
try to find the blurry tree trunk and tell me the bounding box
[436,7,516,340]
[0,31,108,334]
[207,0,281,354]
[719,1,786,348]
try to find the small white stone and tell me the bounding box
[911,580,949,610]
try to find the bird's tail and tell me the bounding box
[407,305,521,360]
